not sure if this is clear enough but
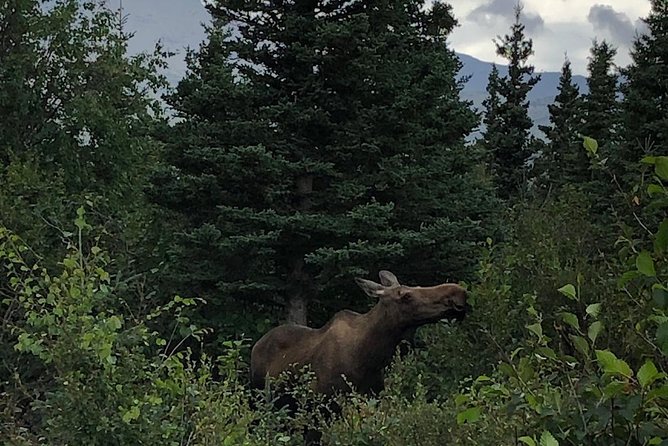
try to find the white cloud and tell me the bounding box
[115,0,653,80]
[448,0,652,74]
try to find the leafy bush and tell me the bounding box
[442,146,668,446]
[0,211,259,445]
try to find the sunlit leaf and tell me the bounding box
[557,284,577,300]
[636,251,656,277]
[596,350,633,378]
[540,430,559,446]
[586,303,601,318]
[638,361,659,388]
[588,321,603,344]
[456,407,481,425]
[648,184,664,197]
[536,347,557,360]
[519,437,537,446]
[655,156,668,180]
[560,312,580,331]
[527,323,543,338]
[583,136,598,156]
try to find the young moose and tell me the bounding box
[250,270,469,395]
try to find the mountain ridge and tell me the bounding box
[456,52,589,132]
[118,0,588,132]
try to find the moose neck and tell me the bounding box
[357,303,414,370]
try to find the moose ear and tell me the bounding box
[355,278,386,298]
[378,270,400,287]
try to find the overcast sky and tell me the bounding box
[447,0,651,74]
[115,0,652,78]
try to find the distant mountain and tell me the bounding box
[117,1,588,134]
[457,53,589,134]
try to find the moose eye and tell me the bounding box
[399,291,412,302]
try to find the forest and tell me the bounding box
[1,0,667,444]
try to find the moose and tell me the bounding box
[250,270,469,396]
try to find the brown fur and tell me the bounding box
[250,271,468,395]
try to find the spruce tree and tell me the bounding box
[581,40,619,155]
[577,40,621,205]
[621,0,668,180]
[538,58,585,187]
[482,5,540,198]
[152,0,499,332]
[482,64,505,163]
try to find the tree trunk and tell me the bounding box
[286,258,308,326]
[285,174,314,326]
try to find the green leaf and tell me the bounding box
[525,394,539,412]
[641,156,657,165]
[596,350,633,378]
[647,384,668,401]
[657,322,668,355]
[560,312,580,331]
[655,219,668,253]
[618,270,641,287]
[648,184,664,197]
[655,156,668,180]
[499,363,516,378]
[527,323,543,338]
[107,316,122,331]
[583,136,598,156]
[62,257,78,269]
[519,437,537,446]
[536,347,557,360]
[586,303,602,318]
[454,394,468,406]
[122,405,140,423]
[636,251,656,277]
[540,430,559,446]
[570,335,590,357]
[518,357,535,382]
[652,285,668,309]
[595,349,619,373]
[603,381,626,398]
[638,361,659,388]
[456,407,481,425]
[588,321,603,344]
[557,284,577,300]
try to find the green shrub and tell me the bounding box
[0,212,258,445]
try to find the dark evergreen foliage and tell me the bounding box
[150,0,499,332]
[1,1,668,444]
[621,0,668,182]
[537,58,585,188]
[581,40,619,156]
[481,64,504,166]
[481,5,540,198]
[577,40,622,209]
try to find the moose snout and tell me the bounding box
[449,286,469,313]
